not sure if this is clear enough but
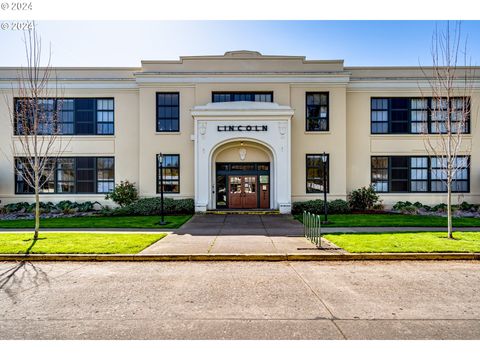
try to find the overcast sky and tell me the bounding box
[1,21,480,67]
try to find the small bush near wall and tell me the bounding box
[347,186,381,211]
[105,181,139,207]
[292,199,351,215]
[111,198,195,216]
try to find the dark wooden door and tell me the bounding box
[228,175,258,209]
[259,183,269,209]
[242,176,257,208]
[228,176,243,208]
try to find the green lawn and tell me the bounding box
[0,215,192,229]
[325,232,480,253]
[0,232,166,254]
[295,213,480,227]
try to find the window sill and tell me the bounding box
[12,135,116,138]
[304,131,331,135]
[155,132,182,135]
[370,133,472,138]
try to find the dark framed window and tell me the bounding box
[371,156,389,192]
[306,92,329,131]
[157,154,180,193]
[15,157,114,194]
[156,93,179,132]
[96,99,115,135]
[56,158,76,193]
[371,97,470,134]
[390,156,409,192]
[58,99,75,134]
[14,158,56,194]
[371,155,470,193]
[371,98,389,133]
[212,92,273,103]
[306,154,329,193]
[14,97,114,135]
[96,157,115,193]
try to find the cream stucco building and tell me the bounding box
[0,50,478,213]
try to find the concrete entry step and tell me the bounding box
[206,209,281,215]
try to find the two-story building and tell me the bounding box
[0,50,478,213]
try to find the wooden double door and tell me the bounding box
[228,175,269,209]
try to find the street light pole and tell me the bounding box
[158,153,166,225]
[321,152,328,224]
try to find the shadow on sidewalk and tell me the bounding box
[0,236,50,300]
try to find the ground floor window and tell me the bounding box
[15,156,115,194]
[306,154,329,193]
[371,155,470,193]
[157,154,180,193]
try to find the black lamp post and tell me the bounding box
[157,153,166,225]
[321,152,328,223]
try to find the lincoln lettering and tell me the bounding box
[217,125,268,132]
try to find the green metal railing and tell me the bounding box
[303,211,322,248]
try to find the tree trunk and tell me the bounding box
[447,181,453,239]
[34,190,40,240]
[34,163,40,241]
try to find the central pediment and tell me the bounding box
[193,101,292,111]
[191,101,294,118]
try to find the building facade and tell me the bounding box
[0,51,478,213]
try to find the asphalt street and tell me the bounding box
[0,260,479,339]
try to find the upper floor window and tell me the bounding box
[212,92,273,103]
[156,93,179,132]
[15,156,114,194]
[371,155,469,193]
[306,154,329,193]
[157,154,180,193]
[306,92,329,131]
[14,98,114,136]
[371,97,470,134]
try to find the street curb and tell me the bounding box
[0,253,479,261]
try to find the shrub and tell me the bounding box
[432,203,448,212]
[459,201,476,211]
[347,186,381,211]
[402,205,419,214]
[3,202,29,213]
[392,201,412,211]
[105,180,139,207]
[0,201,103,215]
[328,199,351,214]
[291,199,351,215]
[77,201,101,212]
[56,200,77,213]
[111,197,194,216]
[372,203,385,211]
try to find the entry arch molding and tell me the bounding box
[191,101,293,213]
[210,138,276,210]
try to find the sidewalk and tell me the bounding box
[139,214,344,255]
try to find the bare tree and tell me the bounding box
[420,21,474,239]
[5,24,69,241]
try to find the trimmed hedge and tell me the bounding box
[393,200,479,213]
[0,200,100,214]
[292,199,351,215]
[111,197,194,216]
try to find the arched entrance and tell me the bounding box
[191,101,294,213]
[211,140,274,210]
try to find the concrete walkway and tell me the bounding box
[140,214,343,255]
